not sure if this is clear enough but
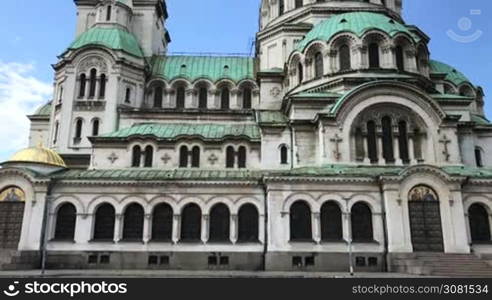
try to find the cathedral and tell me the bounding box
[1,0,492,275]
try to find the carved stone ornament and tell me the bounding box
[79,56,108,74]
[270,87,281,98]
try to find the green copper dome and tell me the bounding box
[67,27,143,58]
[296,12,420,52]
[429,60,470,86]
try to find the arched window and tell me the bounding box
[99,74,106,98]
[54,203,76,240]
[226,146,235,168]
[475,147,484,168]
[154,86,163,108]
[295,0,303,8]
[382,116,394,163]
[243,87,252,109]
[93,204,115,240]
[321,201,343,241]
[209,204,230,242]
[122,203,144,240]
[79,74,86,98]
[279,0,284,16]
[106,5,112,21]
[176,86,185,109]
[180,204,202,241]
[290,201,312,241]
[398,121,409,163]
[280,145,288,164]
[221,87,230,109]
[238,204,259,242]
[314,52,324,79]
[179,146,189,168]
[395,46,405,71]
[468,204,491,242]
[351,202,373,241]
[238,146,247,168]
[132,146,141,167]
[368,43,380,69]
[144,146,153,168]
[74,119,83,141]
[367,121,378,163]
[339,44,351,71]
[89,68,97,98]
[297,62,303,84]
[151,203,173,241]
[199,87,208,109]
[191,146,200,168]
[53,121,59,145]
[92,119,100,136]
[413,128,423,160]
[125,88,131,103]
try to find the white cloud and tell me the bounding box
[0,61,52,161]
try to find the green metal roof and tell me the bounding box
[429,60,470,86]
[150,55,255,83]
[32,101,52,116]
[99,123,261,141]
[54,169,263,181]
[256,111,289,124]
[471,114,491,125]
[296,12,420,52]
[67,27,144,58]
[48,165,492,182]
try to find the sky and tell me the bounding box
[0,0,490,162]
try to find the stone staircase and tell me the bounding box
[391,253,492,277]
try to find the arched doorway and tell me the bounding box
[408,186,444,252]
[0,186,26,249]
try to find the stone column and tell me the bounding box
[343,211,351,244]
[393,135,402,165]
[231,214,238,244]
[313,212,321,244]
[113,214,122,242]
[143,214,151,243]
[408,136,416,164]
[362,135,370,164]
[259,214,265,244]
[201,214,209,243]
[172,214,180,244]
[378,135,385,165]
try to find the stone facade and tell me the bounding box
[1,0,492,272]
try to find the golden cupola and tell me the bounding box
[6,145,66,168]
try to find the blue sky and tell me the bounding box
[0,0,490,162]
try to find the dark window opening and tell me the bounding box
[314,52,324,79]
[92,119,100,136]
[339,44,351,71]
[209,204,230,242]
[191,146,200,168]
[321,201,343,241]
[176,86,185,109]
[368,257,378,266]
[367,121,378,163]
[238,146,247,169]
[295,0,303,9]
[54,203,76,240]
[238,204,259,242]
[132,146,141,167]
[75,119,83,140]
[180,204,202,241]
[221,87,230,109]
[93,204,115,240]
[398,121,410,163]
[305,256,315,266]
[382,116,394,163]
[475,148,484,168]
[79,74,86,98]
[469,204,491,242]
[125,88,131,103]
[243,88,252,109]
[100,255,110,264]
[106,5,112,21]
[199,87,208,109]
[99,74,106,98]
[89,68,97,98]
[151,203,173,241]
[290,201,312,241]
[122,203,144,240]
[355,256,366,267]
[88,255,98,264]
[297,63,303,84]
[395,45,405,71]
[208,256,218,265]
[368,43,380,69]
[220,256,229,265]
[292,256,303,267]
[351,203,373,242]
[226,146,235,168]
[179,146,189,168]
[144,146,153,168]
[280,145,288,165]
[154,86,163,108]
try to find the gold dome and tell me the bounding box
[8,145,66,168]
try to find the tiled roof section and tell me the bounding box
[296,12,420,51]
[100,123,261,141]
[256,111,289,124]
[67,27,144,58]
[429,60,470,86]
[50,165,492,181]
[471,114,491,126]
[150,55,255,83]
[54,169,264,181]
[32,101,52,116]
